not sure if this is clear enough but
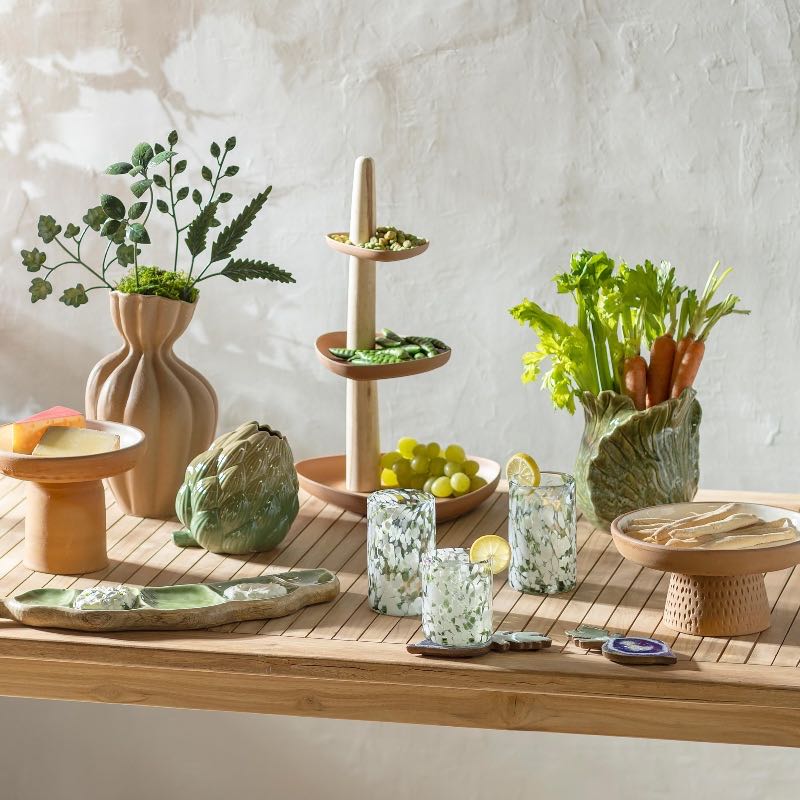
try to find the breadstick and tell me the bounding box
[667,513,761,540]
[645,504,738,543]
[700,530,797,550]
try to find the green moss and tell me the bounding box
[116,266,199,303]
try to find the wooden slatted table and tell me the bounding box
[0,477,799,747]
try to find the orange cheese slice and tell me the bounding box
[12,406,85,454]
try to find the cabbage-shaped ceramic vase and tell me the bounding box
[575,389,701,528]
[174,422,300,554]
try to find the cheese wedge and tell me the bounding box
[0,425,11,453]
[32,426,120,457]
[12,406,85,454]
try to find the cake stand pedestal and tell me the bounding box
[0,420,145,574]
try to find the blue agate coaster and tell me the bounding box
[601,636,677,666]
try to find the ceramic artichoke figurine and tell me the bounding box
[575,389,701,528]
[174,422,299,554]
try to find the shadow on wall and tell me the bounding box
[0,309,108,419]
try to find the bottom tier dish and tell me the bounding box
[295,454,500,521]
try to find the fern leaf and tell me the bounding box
[185,202,218,257]
[209,187,272,264]
[220,258,295,284]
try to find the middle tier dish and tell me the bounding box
[315,331,451,380]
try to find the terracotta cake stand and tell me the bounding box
[296,156,500,520]
[611,502,800,636]
[0,420,145,574]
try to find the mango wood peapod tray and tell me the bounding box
[0,570,338,632]
[1,483,800,746]
[612,502,800,638]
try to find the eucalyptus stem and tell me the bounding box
[101,239,114,277]
[168,160,180,272]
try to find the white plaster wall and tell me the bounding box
[1,1,799,796]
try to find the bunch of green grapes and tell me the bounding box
[379,438,487,498]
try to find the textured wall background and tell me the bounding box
[1,1,799,797]
[2,0,797,490]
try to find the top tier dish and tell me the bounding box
[324,233,429,262]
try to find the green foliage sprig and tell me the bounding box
[21,131,295,307]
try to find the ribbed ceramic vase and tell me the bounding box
[575,388,701,528]
[86,291,218,518]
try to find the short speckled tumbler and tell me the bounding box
[508,472,577,595]
[367,489,435,617]
[421,548,493,647]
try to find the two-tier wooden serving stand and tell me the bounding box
[295,157,499,521]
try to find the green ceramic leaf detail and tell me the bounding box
[225,136,236,151]
[139,584,226,610]
[168,129,178,146]
[210,141,221,158]
[176,186,189,201]
[574,389,701,527]
[14,588,79,608]
[63,223,81,239]
[174,159,187,175]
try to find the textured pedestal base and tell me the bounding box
[663,572,770,636]
[24,480,108,575]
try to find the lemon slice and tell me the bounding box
[470,534,511,574]
[505,452,541,486]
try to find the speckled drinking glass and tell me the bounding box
[367,489,436,617]
[421,548,493,646]
[508,472,577,595]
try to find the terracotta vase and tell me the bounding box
[86,291,218,518]
[574,388,701,528]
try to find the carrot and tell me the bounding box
[670,333,693,389]
[623,355,647,410]
[670,338,705,398]
[646,333,676,407]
